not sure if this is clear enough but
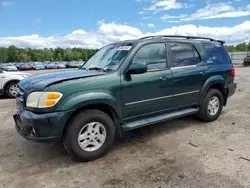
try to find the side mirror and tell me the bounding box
[0,68,3,73]
[127,63,147,75]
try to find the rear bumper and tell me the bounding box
[227,82,237,97]
[13,109,74,142]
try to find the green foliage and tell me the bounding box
[0,45,97,63]
[225,42,250,53]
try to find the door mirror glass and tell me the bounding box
[127,63,147,75]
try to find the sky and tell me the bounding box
[0,0,250,49]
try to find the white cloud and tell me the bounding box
[161,14,187,20]
[141,16,152,19]
[0,21,250,49]
[161,2,250,22]
[154,21,250,44]
[0,1,12,7]
[138,11,146,14]
[168,20,179,23]
[143,0,191,13]
[148,23,155,27]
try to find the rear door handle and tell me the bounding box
[159,76,171,81]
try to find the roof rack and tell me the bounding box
[139,35,225,44]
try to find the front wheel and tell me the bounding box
[63,109,116,162]
[5,81,18,98]
[197,89,223,122]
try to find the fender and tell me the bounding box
[200,75,225,100]
[60,91,122,120]
[3,79,20,92]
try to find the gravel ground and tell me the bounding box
[0,67,249,188]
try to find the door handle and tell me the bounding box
[159,76,171,81]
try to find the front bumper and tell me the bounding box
[13,109,74,142]
[227,82,237,97]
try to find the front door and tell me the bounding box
[121,43,173,120]
[169,42,208,106]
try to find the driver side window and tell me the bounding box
[133,43,167,71]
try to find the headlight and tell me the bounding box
[26,92,63,108]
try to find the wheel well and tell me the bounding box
[208,83,228,106]
[62,104,121,139]
[3,80,19,94]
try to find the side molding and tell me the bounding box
[61,92,122,120]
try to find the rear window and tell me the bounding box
[170,43,202,67]
[202,43,231,64]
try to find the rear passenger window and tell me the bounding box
[133,43,166,71]
[170,43,201,67]
[202,43,231,64]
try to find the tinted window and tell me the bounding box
[170,43,201,67]
[133,43,166,71]
[202,43,230,64]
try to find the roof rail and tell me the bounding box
[139,35,225,44]
[139,36,157,40]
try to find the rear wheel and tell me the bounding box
[197,89,223,122]
[5,81,18,98]
[63,109,115,161]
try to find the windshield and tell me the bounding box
[82,43,133,71]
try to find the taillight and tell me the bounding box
[230,67,235,77]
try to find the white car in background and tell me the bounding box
[0,68,31,98]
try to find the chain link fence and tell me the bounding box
[229,52,250,65]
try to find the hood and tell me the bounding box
[18,70,105,91]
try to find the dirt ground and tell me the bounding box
[0,67,249,188]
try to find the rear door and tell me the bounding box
[169,42,208,107]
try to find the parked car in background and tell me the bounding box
[13,63,22,69]
[56,62,66,69]
[0,68,31,97]
[33,62,45,70]
[66,61,81,68]
[18,63,33,71]
[45,62,57,69]
[243,55,250,66]
[78,61,85,67]
[0,63,18,71]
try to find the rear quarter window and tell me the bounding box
[202,43,231,64]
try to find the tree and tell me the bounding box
[0,48,8,63]
[0,45,96,62]
[6,45,19,62]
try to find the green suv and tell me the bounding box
[13,36,237,161]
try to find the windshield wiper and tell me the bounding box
[88,67,107,72]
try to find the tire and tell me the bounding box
[63,109,116,162]
[197,89,223,122]
[5,81,18,98]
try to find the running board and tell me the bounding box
[121,108,199,131]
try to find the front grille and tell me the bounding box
[16,85,24,103]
